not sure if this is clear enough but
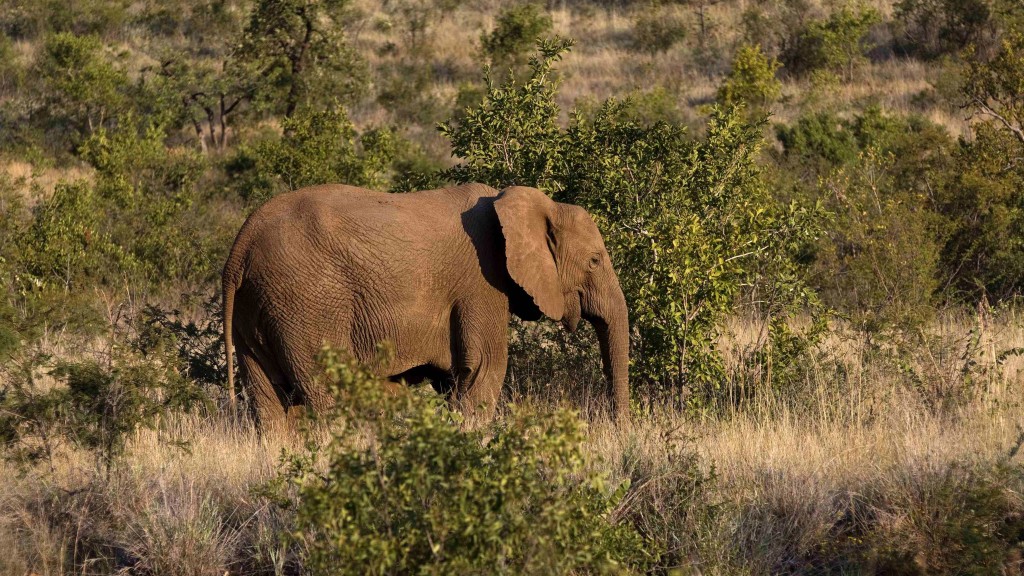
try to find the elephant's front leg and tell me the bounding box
[451,309,509,423]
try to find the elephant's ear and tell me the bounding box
[494,186,565,321]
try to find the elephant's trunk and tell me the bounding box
[590,283,630,422]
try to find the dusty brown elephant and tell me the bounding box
[222,183,630,428]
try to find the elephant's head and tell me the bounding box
[494,186,630,421]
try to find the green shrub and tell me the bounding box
[717,44,783,115]
[36,32,131,147]
[632,8,687,56]
[777,111,859,178]
[0,343,208,476]
[815,149,944,332]
[233,108,397,204]
[962,31,1024,151]
[273,347,651,575]
[18,180,124,291]
[481,3,553,69]
[894,0,999,59]
[783,4,881,82]
[938,124,1024,301]
[577,86,693,127]
[78,117,225,286]
[776,108,954,330]
[440,39,569,189]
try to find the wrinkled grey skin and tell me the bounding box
[223,183,630,428]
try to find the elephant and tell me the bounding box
[222,183,630,428]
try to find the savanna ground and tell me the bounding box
[3,0,1024,573]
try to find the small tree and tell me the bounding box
[234,107,396,204]
[717,44,783,114]
[963,31,1024,149]
[236,0,366,118]
[785,4,880,82]
[440,38,570,190]
[481,3,553,69]
[894,0,998,58]
[37,32,130,144]
[815,149,943,332]
[632,8,687,56]
[0,344,208,478]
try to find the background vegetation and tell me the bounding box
[1,0,1024,573]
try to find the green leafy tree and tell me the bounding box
[236,0,366,118]
[18,180,122,292]
[272,347,650,575]
[632,7,687,56]
[0,343,208,477]
[717,44,783,115]
[785,4,881,82]
[36,32,130,144]
[440,39,570,189]
[563,105,819,399]
[963,31,1024,149]
[78,116,220,286]
[937,123,1024,301]
[481,3,553,69]
[815,149,944,332]
[150,52,259,153]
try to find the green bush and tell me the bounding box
[481,3,553,69]
[938,124,1024,301]
[273,347,650,575]
[233,108,396,204]
[632,8,687,56]
[18,180,124,291]
[894,0,999,59]
[783,4,881,82]
[0,343,208,476]
[815,149,944,332]
[441,39,569,189]
[717,44,783,115]
[776,111,860,176]
[776,107,955,330]
[36,32,131,147]
[80,117,227,287]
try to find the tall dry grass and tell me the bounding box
[2,309,1022,574]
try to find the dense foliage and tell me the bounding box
[274,348,652,574]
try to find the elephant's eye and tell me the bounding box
[589,254,601,269]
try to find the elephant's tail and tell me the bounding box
[223,272,237,413]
